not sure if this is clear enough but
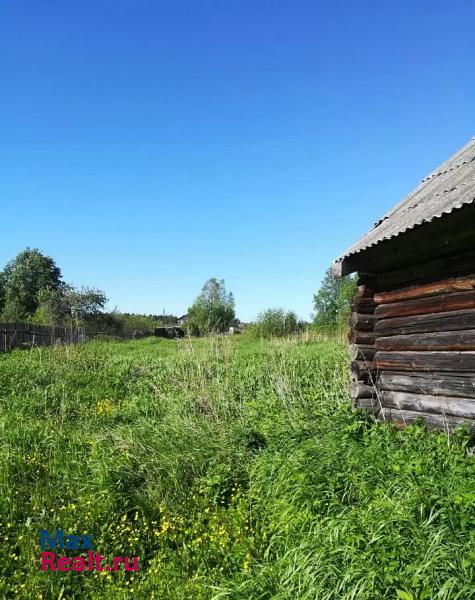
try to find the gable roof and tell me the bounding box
[333,137,475,275]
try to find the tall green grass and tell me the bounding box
[0,336,473,599]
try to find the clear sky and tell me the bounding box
[1,1,475,321]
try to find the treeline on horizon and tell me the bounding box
[0,248,178,336]
[0,248,355,337]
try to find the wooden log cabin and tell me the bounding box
[333,137,475,431]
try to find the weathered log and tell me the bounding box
[349,312,376,331]
[350,344,377,361]
[348,330,376,345]
[352,298,377,314]
[375,351,475,373]
[376,330,475,352]
[357,396,379,408]
[377,408,474,432]
[359,247,475,290]
[379,391,475,418]
[350,358,377,385]
[350,381,376,399]
[375,309,475,337]
[375,291,475,320]
[378,371,475,399]
[356,396,380,414]
[355,285,374,299]
[374,275,475,305]
[351,360,377,378]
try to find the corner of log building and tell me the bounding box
[336,140,475,434]
[348,262,475,433]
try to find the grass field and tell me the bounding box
[0,335,474,599]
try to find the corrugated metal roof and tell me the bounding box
[334,137,475,273]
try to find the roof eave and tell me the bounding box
[332,257,354,278]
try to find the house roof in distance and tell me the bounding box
[333,137,475,275]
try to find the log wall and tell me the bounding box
[349,270,475,431]
[348,285,378,414]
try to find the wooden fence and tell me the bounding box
[0,323,157,352]
[0,323,86,352]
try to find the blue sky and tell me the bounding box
[1,1,474,321]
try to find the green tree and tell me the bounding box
[313,268,356,331]
[32,286,107,327]
[0,248,63,321]
[252,308,302,338]
[0,270,7,314]
[187,278,235,335]
[67,287,107,325]
[32,288,71,325]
